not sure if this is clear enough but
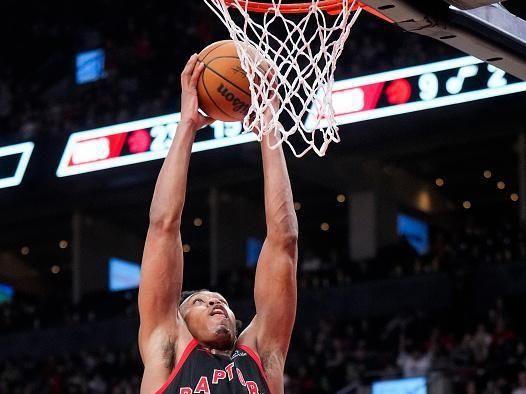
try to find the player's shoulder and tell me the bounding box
[140,312,193,368]
[237,315,286,376]
[237,332,285,394]
[139,327,177,394]
[140,321,196,394]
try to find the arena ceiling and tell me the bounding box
[0,0,525,295]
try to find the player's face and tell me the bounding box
[180,291,237,350]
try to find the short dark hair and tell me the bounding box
[179,289,211,306]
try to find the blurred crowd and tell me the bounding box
[2,219,526,393]
[2,295,526,394]
[0,1,517,393]
[0,1,457,145]
[5,218,516,335]
[1,219,524,332]
[0,346,142,394]
[0,291,137,335]
[0,2,218,144]
[286,295,526,394]
[221,219,524,295]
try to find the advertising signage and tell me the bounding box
[56,115,257,177]
[306,56,526,128]
[0,142,34,189]
[372,377,427,394]
[56,56,526,177]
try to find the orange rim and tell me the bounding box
[222,0,394,22]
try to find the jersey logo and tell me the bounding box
[232,350,247,359]
[178,362,261,393]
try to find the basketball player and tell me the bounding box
[138,54,298,394]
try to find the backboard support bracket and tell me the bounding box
[444,0,503,11]
[359,0,526,80]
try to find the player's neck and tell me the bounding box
[209,347,234,357]
[200,339,237,357]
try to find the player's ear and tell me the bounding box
[236,319,243,335]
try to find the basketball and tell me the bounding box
[197,40,252,122]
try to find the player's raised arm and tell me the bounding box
[248,121,299,380]
[138,55,212,376]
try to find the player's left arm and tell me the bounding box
[244,131,299,378]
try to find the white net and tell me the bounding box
[203,0,362,157]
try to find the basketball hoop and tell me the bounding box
[203,0,366,156]
[222,0,351,14]
[221,0,390,18]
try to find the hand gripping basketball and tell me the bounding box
[196,40,253,122]
[180,54,215,130]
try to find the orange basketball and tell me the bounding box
[197,40,252,122]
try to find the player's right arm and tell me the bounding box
[138,54,212,393]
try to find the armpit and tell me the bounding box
[260,351,282,374]
[162,338,176,371]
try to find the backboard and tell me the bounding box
[359,0,526,80]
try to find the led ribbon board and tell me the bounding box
[306,56,526,128]
[0,142,34,189]
[57,56,526,177]
[56,114,257,177]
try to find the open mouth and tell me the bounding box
[210,307,227,318]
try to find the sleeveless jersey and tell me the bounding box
[155,339,272,394]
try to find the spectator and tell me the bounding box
[397,336,434,378]
[513,371,526,394]
[471,324,492,364]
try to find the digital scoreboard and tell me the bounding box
[56,114,257,177]
[306,56,526,128]
[2,57,522,186]
[49,56,526,177]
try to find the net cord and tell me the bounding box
[203,0,361,156]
